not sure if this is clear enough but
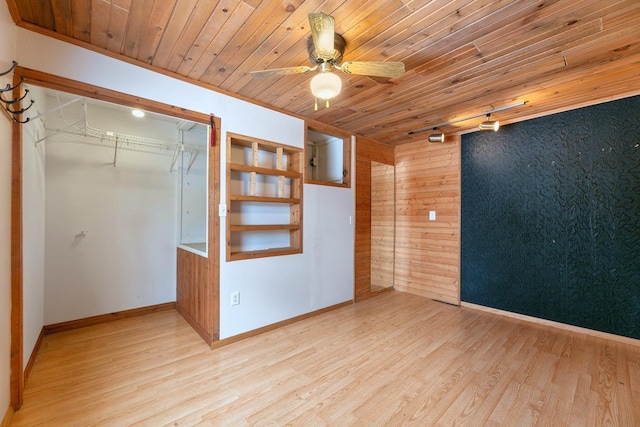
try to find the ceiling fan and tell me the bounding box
[250,13,405,109]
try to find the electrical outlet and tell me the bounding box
[231,291,240,306]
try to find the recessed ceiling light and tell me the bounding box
[131,109,145,118]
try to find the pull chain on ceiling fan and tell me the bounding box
[250,13,405,109]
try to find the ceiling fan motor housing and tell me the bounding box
[307,33,346,65]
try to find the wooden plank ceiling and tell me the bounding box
[7,0,640,145]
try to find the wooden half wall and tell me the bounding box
[354,135,394,301]
[394,136,461,305]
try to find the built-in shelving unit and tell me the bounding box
[226,132,303,261]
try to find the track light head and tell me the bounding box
[479,114,499,131]
[428,128,445,143]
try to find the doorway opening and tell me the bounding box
[10,67,220,409]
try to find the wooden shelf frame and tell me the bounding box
[229,163,301,178]
[228,246,301,261]
[229,194,300,204]
[229,224,300,232]
[226,132,303,261]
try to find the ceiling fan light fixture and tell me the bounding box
[479,114,500,131]
[310,71,342,100]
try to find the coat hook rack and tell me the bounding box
[0,61,35,124]
[0,60,17,77]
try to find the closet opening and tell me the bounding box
[11,67,220,409]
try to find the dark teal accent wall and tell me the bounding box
[461,95,640,339]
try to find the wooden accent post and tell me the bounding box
[276,147,284,198]
[249,141,258,196]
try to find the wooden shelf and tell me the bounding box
[228,163,301,179]
[226,132,303,261]
[229,195,300,204]
[229,224,300,232]
[229,246,301,261]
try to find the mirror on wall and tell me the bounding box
[370,160,395,292]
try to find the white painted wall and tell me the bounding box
[0,2,15,415]
[22,85,46,368]
[42,99,179,324]
[15,28,354,339]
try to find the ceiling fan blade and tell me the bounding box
[308,12,335,60]
[340,61,405,78]
[249,66,314,79]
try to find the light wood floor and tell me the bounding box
[11,292,640,426]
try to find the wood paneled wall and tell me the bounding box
[394,137,461,305]
[176,248,214,344]
[175,116,221,346]
[354,135,394,302]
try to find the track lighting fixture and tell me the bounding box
[479,114,499,131]
[407,101,527,136]
[428,128,445,143]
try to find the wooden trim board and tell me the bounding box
[461,302,640,347]
[10,72,24,410]
[43,303,176,335]
[15,67,207,123]
[0,407,13,427]
[211,300,353,349]
[23,327,44,385]
[175,302,215,346]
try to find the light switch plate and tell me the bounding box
[219,204,227,217]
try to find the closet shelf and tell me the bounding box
[228,163,301,179]
[229,224,300,232]
[44,124,181,152]
[229,246,301,261]
[229,195,300,204]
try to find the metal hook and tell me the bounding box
[0,88,29,105]
[0,77,24,93]
[13,116,30,124]
[0,61,17,77]
[7,99,34,115]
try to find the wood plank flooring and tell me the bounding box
[11,292,640,426]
